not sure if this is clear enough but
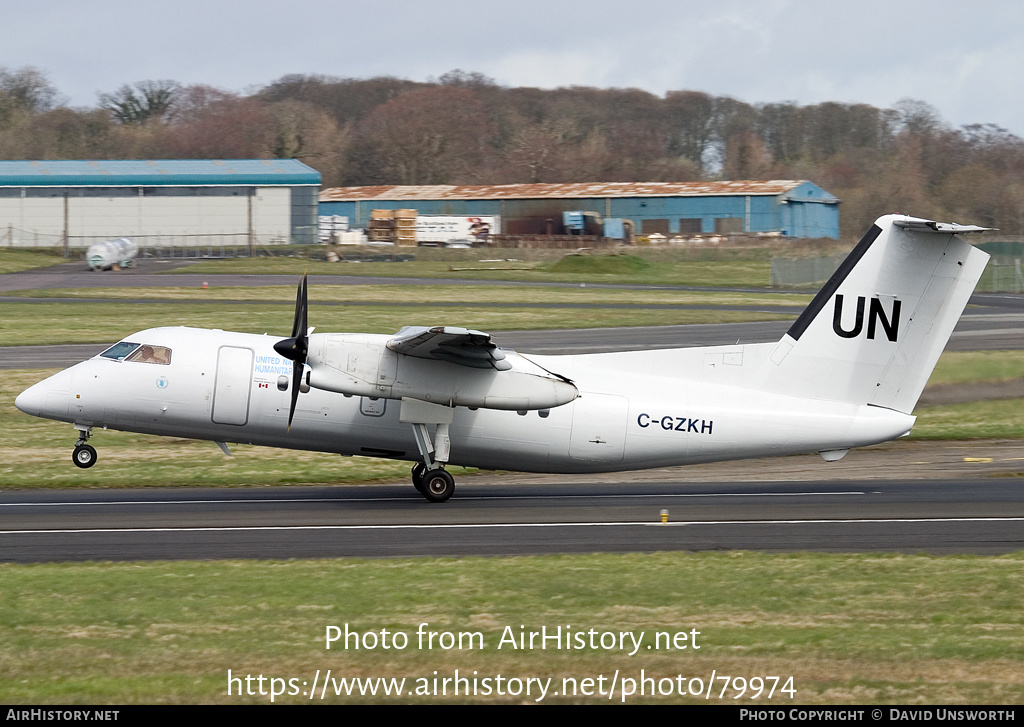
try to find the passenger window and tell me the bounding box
[126,345,172,365]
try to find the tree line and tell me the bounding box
[1,66,1022,239]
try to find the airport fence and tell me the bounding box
[771,254,1024,293]
[0,227,292,259]
[769,254,848,288]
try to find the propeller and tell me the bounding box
[273,274,308,429]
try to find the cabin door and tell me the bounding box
[212,346,254,425]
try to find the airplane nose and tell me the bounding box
[15,368,75,420]
[14,381,48,417]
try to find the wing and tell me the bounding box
[386,326,513,371]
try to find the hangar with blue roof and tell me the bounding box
[0,159,321,247]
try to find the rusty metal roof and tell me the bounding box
[320,180,811,202]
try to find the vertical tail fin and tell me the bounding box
[760,214,991,413]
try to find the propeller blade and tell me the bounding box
[293,273,307,339]
[287,361,302,429]
[273,274,309,430]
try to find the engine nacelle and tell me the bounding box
[305,332,577,410]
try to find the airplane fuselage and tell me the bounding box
[17,325,915,475]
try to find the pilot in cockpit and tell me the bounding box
[129,345,171,364]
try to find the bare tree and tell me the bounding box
[267,100,351,186]
[437,69,497,89]
[721,131,776,180]
[348,86,495,185]
[100,80,180,124]
[169,84,238,123]
[756,102,806,164]
[665,90,716,172]
[894,98,945,137]
[0,66,64,113]
[158,95,274,158]
[257,74,424,124]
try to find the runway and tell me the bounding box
[2,478,1022,562]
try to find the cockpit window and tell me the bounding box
[99,342,141,361]
[98,342,172,364]
[126,345,172,365]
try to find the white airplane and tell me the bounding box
[15,214,990,502]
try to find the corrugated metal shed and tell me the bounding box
[1,159,322,245]
[320,180,822,201]
[319,180,840,239]
[0,159,321,187]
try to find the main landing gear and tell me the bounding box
[411,463,455,503]
[72,425,97,469]
[406,400,456,502]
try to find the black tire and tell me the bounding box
[421,468,455,503]
[411,463,427,494]
[72,444,97,469]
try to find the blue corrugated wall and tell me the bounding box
[319,182,839,239]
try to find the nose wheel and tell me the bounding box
[73,443,97,469]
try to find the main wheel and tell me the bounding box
[411,463,427,494]
[72,444,97,469]
[420,468,455,503]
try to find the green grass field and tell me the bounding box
[926,350,1024,386]
[911,399,1024,440]
[0,249,66,274]
[5,283,813,307]
[0,245,787,286]
[0,300,791,346]
[170,252,778,287]
[2,553,1022,704]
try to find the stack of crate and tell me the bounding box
[394,209,417,246]
[367,209,395,243]
[318,215,350,243]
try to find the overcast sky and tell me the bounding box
[5,0,1024,135]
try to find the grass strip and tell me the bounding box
[4,284,812,308]
[0,301,789,346]
[910,398,1024,439]
[168,256,776,288]
[925,351,1024,386]
[1,552,1021,704]
[0,249,67,274]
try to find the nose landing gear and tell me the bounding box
[72,425,97,469]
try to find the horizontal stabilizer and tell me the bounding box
[892,219,994,234]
